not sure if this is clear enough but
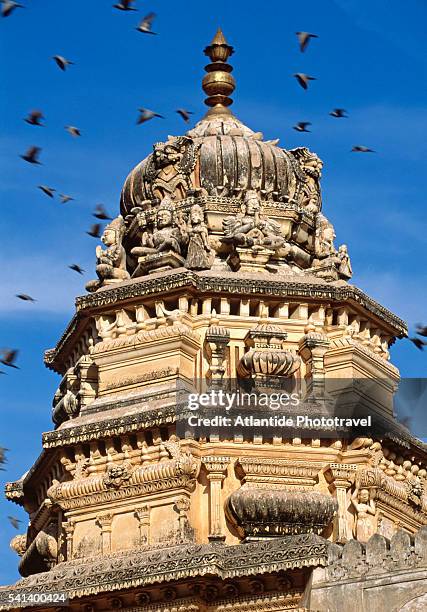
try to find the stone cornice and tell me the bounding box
[3,534,327,603]
[45,269,406,373]
[74,271,406,333]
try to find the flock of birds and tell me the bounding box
[1,0,425,531]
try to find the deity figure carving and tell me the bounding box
[290,147,323,213]
[144,136,199,200]
[86,216,130,292]
[311,214,352,281]
[338,244,352,279]
[221,190,284,250]
[132,197,188,258]
[351,485,378,542]
[185,204,214,270]
[314,214,336,259]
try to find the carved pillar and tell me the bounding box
[76,354,97,408]
[324,464,357,543]
[205,319,230,387]
[135,506,150,545]
[96,513,113,553]
[298,323,329,398]
[62,519,75,560]
[174,497,190,539]
[203,456,231,542]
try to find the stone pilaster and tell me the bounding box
[96,513,114,554]
[203,456,231,542]
[324,463,357,543]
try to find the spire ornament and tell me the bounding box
[203,28,235,109]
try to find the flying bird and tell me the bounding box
[59,194,74,204]
[296,31,318,53]
[93,204,112,220]
[24,110,45,127]
[20,146,42,164]
[136,12,156,34]
[0,447,8,468]
[16,294,36,302]
[87,223,102,238]
[1,1,23,18]
[8,516,22,530]
[65,125,81,137]
[409,337,426,350]
[351,145,375,153]
[113,0,136,10]
[53,55,74,71]
[330,108,348,118]
[38,185,56,198]
[293,73,316,90]
[136,108,164,124]
[1,349,19,369]
[415,324,427,337]
[176,109,194,123]
[293,121,311,133]
[69,264,85,275]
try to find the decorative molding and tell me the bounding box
[5,534,328,602]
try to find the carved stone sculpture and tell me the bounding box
[311,214,353,281]
[131,197,188,274]
[290,147,323,213]
[338,244,353,279]
[221,190,284,250]
[351,485,378,542]
[86,216,130,292]
[185,204,214,270]
[145,136,199,200]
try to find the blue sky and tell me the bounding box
[1,0,426,584]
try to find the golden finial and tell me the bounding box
[202,28,235,109]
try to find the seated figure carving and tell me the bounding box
[132,196,187,258]
[311,214,352,281]
[221,190,284,250]
[86,216,130,292]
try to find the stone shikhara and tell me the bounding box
[3,28,427,612]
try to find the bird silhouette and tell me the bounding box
[93,204,112,220]
[1,1,23,18]
[8,516,22,530]
[16,294,36,302]
[69,264,85,275]
[20,146,42,164]
[59,194,74,204]
[53,55,74,71]
[113,0,136,10]
[87,223,102,238]
[330,108,348,118]
[293,121,311,132]
[293,73,316,90]
[351,145,375,153]
[38,185,56,198]
[136,12,156,34]
[1,349,19,368]
[415,324,427,337]
[65,125,81,137]
[296,31,318,52]
[409,337,426,350]
[137,108,164,124]
[176,109,194,123]
[0,447,8,468]
[24,110,44,127]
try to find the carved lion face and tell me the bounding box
[153,142,182,168]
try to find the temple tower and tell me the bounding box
[3,30,427,612]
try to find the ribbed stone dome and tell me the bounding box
[120,109,306,218]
